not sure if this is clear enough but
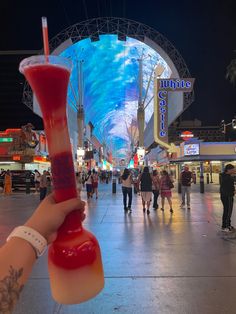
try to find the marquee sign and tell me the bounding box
[154,76,195,149]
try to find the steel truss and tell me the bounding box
[22,17,194,111]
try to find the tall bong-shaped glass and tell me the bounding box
[19,55,104,304]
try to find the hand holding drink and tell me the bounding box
[19,17,104,304]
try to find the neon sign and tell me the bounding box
[154,77,195,149]
[180,131,194,141]
[158,90,168,139]
[159,79,193,90]
[0,138,13,143]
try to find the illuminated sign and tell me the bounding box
[12,155,21,161]
[180,131,194,141]
[137,147,145,158]
[154,77,195,149]
[184,144,200,156]
[0,138,13,143]
[77,148,85,157]
[33,156,48,163]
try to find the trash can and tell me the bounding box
[112,178,116,194]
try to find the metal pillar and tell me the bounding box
[178,163,182,194]
[137,58,145,147]
[77,107,84,147]
[210,162,213,183]
[200,162,204,193]
[77,60,84,148]
[137,107,145,147]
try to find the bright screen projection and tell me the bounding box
[60,35,170,158]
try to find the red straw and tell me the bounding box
[42,17,50,58]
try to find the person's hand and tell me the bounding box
[25,194,85,243]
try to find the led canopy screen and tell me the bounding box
[60,35,170,157]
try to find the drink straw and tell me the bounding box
[42,17,50,59]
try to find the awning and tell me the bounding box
[170,155,236,163]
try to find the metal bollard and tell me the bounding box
[112,178,116,194]
[200,175,204,193]
[206,173,210,184]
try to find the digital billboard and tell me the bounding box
[184,144,200,156]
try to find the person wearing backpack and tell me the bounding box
[138,167,153,215]
[180,165,193,210]
[121,168,133,213]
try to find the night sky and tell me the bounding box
[0,0,235,130]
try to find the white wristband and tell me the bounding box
[7,226,48,258]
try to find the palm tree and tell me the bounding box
[226,56,236,85]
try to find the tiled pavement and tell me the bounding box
[1,182,236,314]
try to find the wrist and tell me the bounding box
[24,220,49,242]
[7,226,48,258]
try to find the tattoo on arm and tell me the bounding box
[0,266,24,313]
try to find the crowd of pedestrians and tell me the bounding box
[121,166,175,215]
[1,164,236,234]
[77,169,100,200]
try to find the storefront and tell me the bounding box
[0,128,50,172]
[170,140,236,185]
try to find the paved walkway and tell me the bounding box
[1,183,236,314]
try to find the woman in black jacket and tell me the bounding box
[220,164,235,232]
[138,167,153,215]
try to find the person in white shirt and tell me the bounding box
[121,168,133,213]
[34,170,41,193]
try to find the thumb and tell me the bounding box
[54,198,85,216]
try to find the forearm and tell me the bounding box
[0,238,36,312]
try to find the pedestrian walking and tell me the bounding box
[138,166,153,215]
[152,170,160,210]
[92,169,99,199]
[180,165,193,209]
[121,168,133,213]
[3,170,12,195]
[46,171,52,195]
[85,170,93,199]
[34,169,41,193]
[160,170,174,213]
[220,164,235,232]
[39,170,48,201]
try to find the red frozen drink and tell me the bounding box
[19,55,104,304]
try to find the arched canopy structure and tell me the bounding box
[23,17,193,158]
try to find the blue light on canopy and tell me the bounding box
[60,35,170,158]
